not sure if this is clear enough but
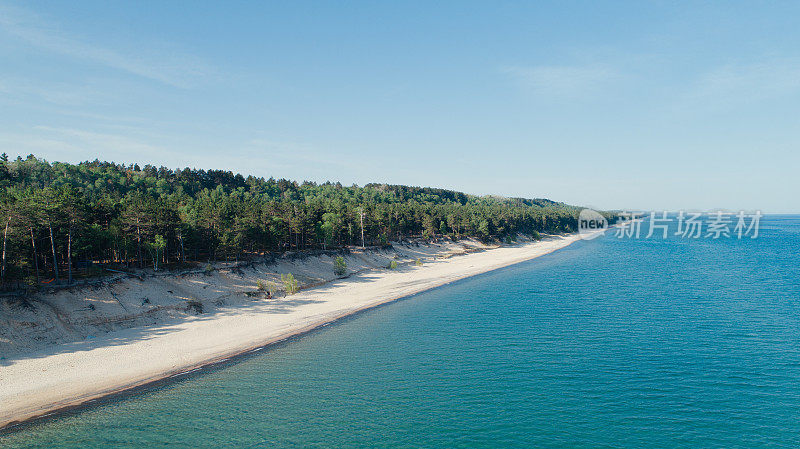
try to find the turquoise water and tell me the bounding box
[3,216,800,448]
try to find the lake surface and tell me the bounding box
[3,215,800,448]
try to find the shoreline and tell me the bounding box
[0,233,591,431]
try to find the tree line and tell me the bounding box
[0,154,601,288]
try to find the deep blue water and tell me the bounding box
[3,215,800,448]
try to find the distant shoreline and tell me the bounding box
[0,233,592,432]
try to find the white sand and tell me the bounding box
[0,234,586,429]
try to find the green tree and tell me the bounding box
[0,155,597,285]
[333,256,347,277]
[281,273,299,295]
[146,235,167,271]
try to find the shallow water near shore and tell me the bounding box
[3,216,800,448]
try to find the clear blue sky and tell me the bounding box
[1,1,799,212]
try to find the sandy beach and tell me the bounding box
[0,234,587,430]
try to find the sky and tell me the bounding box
[1,1,799,213]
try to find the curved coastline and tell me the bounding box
[0,233,591,432]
